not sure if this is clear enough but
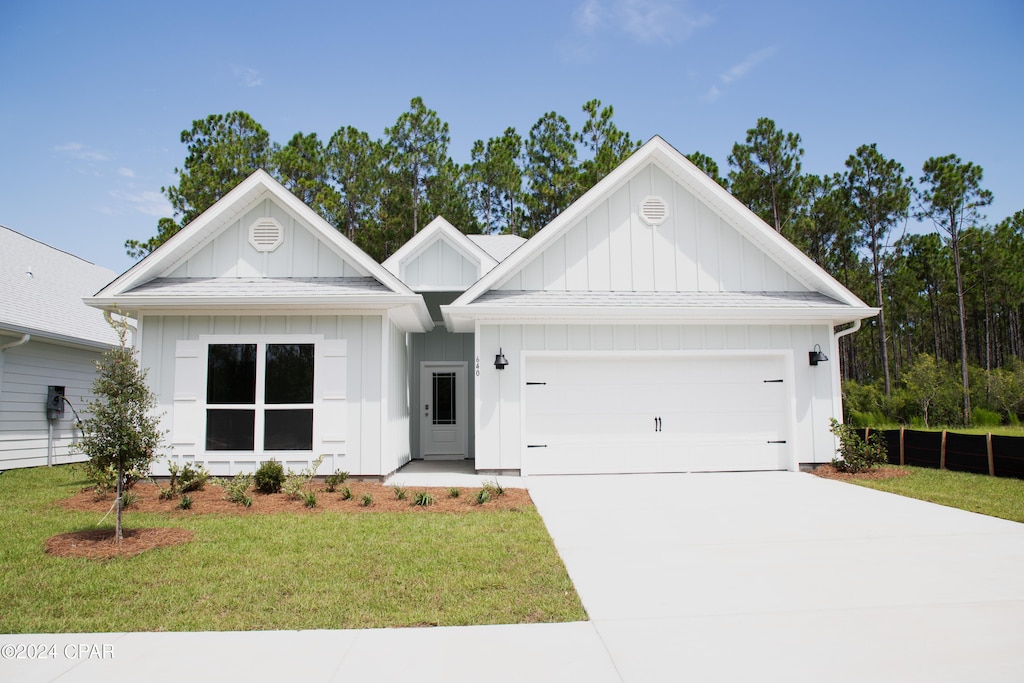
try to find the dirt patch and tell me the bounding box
[51,480,532,560]
[811,464,912,481]
[45,527,194,560]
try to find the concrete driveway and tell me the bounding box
[528,471,1024,682]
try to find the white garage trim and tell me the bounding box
[520,350,798,475]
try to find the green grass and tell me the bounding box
[847,466,1024,523]
[0,466,586,633]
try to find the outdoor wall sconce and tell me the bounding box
[494,348,508,370]
[809,344,829,366]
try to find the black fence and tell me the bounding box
[855,428,1024,480]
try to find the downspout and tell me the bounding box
[104,311,137,343]
[831,319,862,427]
[0,333,31,352]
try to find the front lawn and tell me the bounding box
[843,466,1024,524]
[0,466,586,633]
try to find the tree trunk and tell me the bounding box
[115,459,123,543]
[951,225,972,424]
[873,235,891,397]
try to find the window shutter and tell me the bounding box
[316,340,348,451]
[172,340,205,458]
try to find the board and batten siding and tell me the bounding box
[497,164,808,294]
[383,319,412,474]
[474,322,837,473]
[399,238,480,291]
[140,313,390,476]
[0,338,104,470]
[163,197,366,279]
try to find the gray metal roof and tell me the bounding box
[472,290,846,308]
[0,226,120,347]
[466,234,527,262]
[125,276,392,297]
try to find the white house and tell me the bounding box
[0,226,120,470]
[87,136,877,477]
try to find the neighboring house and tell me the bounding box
[87,136,877,477]
[0,226,120,470]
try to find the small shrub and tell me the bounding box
[302,491,318,508]
[414,491,434,506]
[340,486,352,500]
[283,455,325,500]
[224,472,254,507]
[121,491,137,508]
[324,470,349,492]
[829,418,888,473]
[393,486,407,501]
[476,489,491,505]
[448,487,461,498]
[483,479,504,496]
[254,460,285,494]
[361,494,373,507]
[972,407,1002,427]
[178,462,210,493]
[178,494,193,510]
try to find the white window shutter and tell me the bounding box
[316,340,347,451]
[172,340,205,458]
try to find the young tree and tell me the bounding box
[845,144,913,398]
[727,117,805,235]
[385,97,450,234]
[917,154,994,424]
[75,316,163,542]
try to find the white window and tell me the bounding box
[172,337,347,462]
[206,342,315,451]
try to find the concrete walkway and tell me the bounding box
[4,471,1024,682]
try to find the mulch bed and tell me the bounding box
[49,480,531,560]
[45,527,194,560]
[811,464,912,481]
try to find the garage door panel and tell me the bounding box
[524,354,792,475]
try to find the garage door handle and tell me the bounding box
[767,440,787,444]
[526,382,547,386]
[763,379,784,383]
[527,444,547,448]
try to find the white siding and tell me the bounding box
[383,319,412,474]
[401,239,480,291]
[0,338,104,470]
[141,313,386,476]
[497,165,807,293]
[474,322,837,473]
[164,197,367,279]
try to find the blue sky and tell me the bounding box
[1,0,1021,275]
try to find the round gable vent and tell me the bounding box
[639,195,669,226]
[248,217,284,252]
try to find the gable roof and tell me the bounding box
[443,136,877,331]
[466,234,527,262]
[382,216,498,291]
[87,170,432,331]
[0,225,119,349]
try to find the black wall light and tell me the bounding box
[809,344,829,366]
[494,348,508,370]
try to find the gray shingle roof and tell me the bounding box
[0,226,119,347]
[125,277,391,297]
[473,290,846,308]
[466,234,526,262]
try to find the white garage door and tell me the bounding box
[523,353,792,475]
